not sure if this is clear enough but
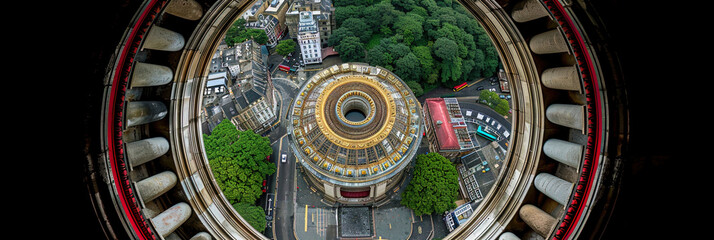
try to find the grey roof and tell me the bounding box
[220,95,239,119]
[230,40,270,110]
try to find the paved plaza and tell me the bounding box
[292,155,445,240]
[340,207,372,238]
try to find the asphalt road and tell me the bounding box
[269,77,300,240]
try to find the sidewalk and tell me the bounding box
[292,154,431,240]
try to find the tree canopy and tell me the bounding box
[478,90,510,116]
[233,203,268,233]
[329,0,500,92]
[400,152,459,216]
[224,19,268,46]
[203,119,275,205]
[275,39,297,57]
[334,36,365,62]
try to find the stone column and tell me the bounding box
[511,0,548,23]
[136,171,177,202]
[165,0,203,21]
[546,104,583,130]
[519,204,557,237]
[374,182,386,199]
[151,202,192,237]
[324,182,335,198]
[498,232,521,240]
[189,232,212,240]
[543,139,582,168]
[144,26,185,52]
[126,101,167,127]
[541,66,580,91]
[534,173,573,206]
[126,137,169,167]
[529,29,569,54]
[131,62,173,87]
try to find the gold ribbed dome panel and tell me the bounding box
[289,63,422,182]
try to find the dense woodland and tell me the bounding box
[203,119,275,232]
[330,0,501,95]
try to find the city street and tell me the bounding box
[266,76,300,240]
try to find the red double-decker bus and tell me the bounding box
[278,64,290,72]
[453,82,468,92]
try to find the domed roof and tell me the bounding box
[288,63,422,186]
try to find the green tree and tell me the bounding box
[394,52,422,82]
[401,152,459,216]
[341,18,372,43]
[433,37,458,60]
[363,1,399,30]
[224,18,269,46]
[334,5,363,27]
[275,39,296,57]
[203,120,275,205]
[483,44,500,77]
[335,36,365,62]
[493,98,510,116]
[478,89,498,104]
[383,40,411,60]
[411,45,435,82]
[225,19,247,45]
[366,45,394,69]
[334,0,373,7]
[327,27,355,47]
[406,80,424,96]
[242,29,268,45]
[434,37,462,82]
[394,15,424,46]
[233,203,267,233]
[392,0,416,11]
[479,90,510,115]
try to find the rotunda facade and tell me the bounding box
[288,63,423,204]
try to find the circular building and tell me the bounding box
[288,63,423,204]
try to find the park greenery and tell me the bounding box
[275,39,297,57]
[224,18,268,47]
[400,152,460,216]
[479,89,510,116]
[330,0,500,95]
[203,119,275,232]
[233,202,269,233]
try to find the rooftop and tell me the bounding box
[425,98,460,150]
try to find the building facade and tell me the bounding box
[286,0,334,46]
[297,11,322,64]
[201,40,277,135]
[245,0,288,47]
[230,40,276,134]
[288,63,423,204]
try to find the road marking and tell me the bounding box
[304,205,308,232]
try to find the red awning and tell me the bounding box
[322,47,338,59]
[340,190,370,198]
